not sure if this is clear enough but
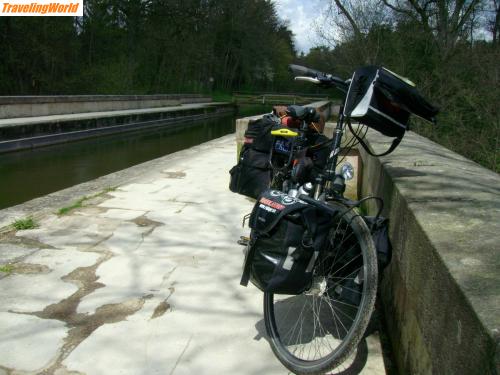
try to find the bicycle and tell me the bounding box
[237,64,437,374]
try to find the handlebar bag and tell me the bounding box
[343,66,438,155]
[240,189,332,295]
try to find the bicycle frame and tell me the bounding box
[269,102,349,202]
[313,103,347,200]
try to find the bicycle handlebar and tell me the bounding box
[289,64,324,78]
[288,64,349,93]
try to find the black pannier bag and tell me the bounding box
[229,114,278,199]
[229,147,271,199]
[344,66,439,156]
[363,216,392,273]
[240,189,333,295]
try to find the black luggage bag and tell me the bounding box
[240,189,333,295]
[229,114,278,199]
[343,66,439,156]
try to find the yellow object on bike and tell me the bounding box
[271,128,298,137]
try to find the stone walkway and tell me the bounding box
[0,135,386,374]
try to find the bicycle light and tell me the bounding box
[341,162,354,181]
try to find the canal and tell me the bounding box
[0,115,238,210]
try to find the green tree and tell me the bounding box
[315,0,499,171]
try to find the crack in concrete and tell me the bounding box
[150,300,170,319]
[150,267,177,320]
[6,244,147,374]
[162,171,186,179]
[168,335,193,375]
[150,281,176,320]
[131,215,164,229]
[174,204,188,214]
[10,262,51,275]
[129,215,165,254]
[167,198,201,205]
[74,206,108,216]
[0,231,55,276]
[0,230,55,250]
[160,269,177,294]
[2,218,166,373]
[53,364,85,374]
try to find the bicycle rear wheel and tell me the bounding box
[263,202,378,375]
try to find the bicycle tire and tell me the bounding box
[263,201,378,375]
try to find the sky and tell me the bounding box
[273,0,329,54]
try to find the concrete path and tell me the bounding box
[0,135,386,375]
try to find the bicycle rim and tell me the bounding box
[263,203,378,375]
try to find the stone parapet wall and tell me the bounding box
[0,95,211,119]
[359,130,499,375]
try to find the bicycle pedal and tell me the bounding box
[237,236,250,246]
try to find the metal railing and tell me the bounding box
[233,93,328,105]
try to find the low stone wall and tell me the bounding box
[0,103,235,153]
[0,95,211,119]
[359,130,499,375]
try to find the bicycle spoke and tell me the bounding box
[263,202,378,374]
[323,292,349,338]
[330,252,362,278]
[331,302,357,321]
[316,296,338,354]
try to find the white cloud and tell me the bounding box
[273,0,329,54]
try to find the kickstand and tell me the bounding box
[242,213,251,228]
[237,236,250,246]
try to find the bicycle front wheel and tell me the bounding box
[263,202,378,375]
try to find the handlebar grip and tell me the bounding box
[290,64,349,92]
[289,64,324,79]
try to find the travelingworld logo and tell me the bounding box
[1,0,83,16]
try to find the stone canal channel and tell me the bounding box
[0,115,235,210]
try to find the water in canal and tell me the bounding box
[0,115,237,210]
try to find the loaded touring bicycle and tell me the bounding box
[229,64,438,374]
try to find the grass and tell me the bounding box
[58,197,86,215]
[102,186,117,194]
[12,217,37,230]
[0,264,14,274]
[57,186,116,216]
